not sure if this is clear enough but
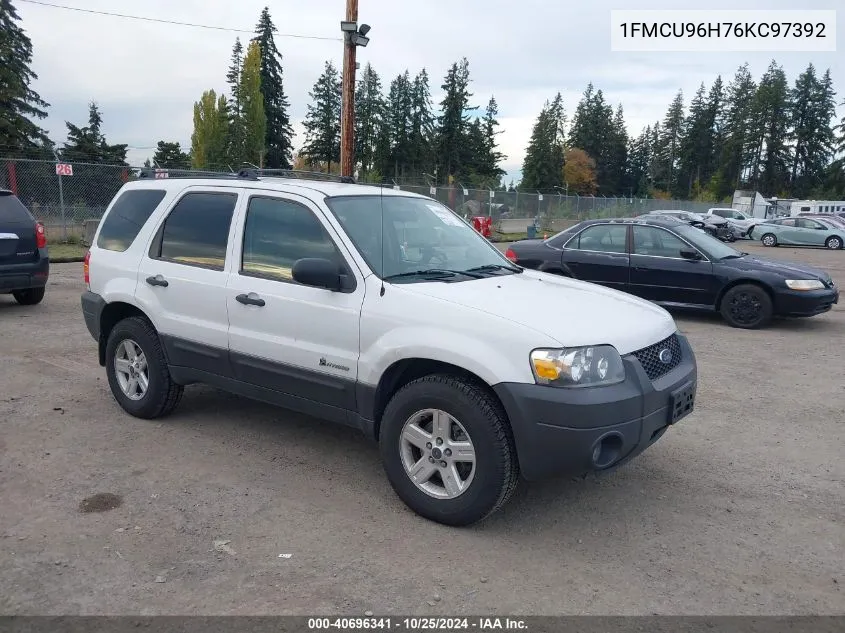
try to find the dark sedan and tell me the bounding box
[505,217,838,329]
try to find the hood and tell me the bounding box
[401,270,676,355]
[723,254,833,282]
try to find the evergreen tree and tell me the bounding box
[408,69,436,179]
[825,97,845,196]
[749,60,790,195]
[653,90,685,193]
[252,7,294,168]
[605,104,629,195]
[0,0,50,154]
[712,64,757,198]
[301,61,342,171]
[627,126,652,196]
[152,141,190,169]
[382,71,413,179]
[240,40,266,167]
[476,96,506,185]
[62,102,128,165]
[436,58,476,182]
[225,38,246,164]
[568,84,618,194]
[520,94,565,190]
[789,65,837,196]
[354,63,385,180]
[677,83,712,196]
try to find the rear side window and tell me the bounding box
[152,192,236,270]
[97,189,166,252]
[0,193,34,224]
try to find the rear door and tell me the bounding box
[629,225,716,306]
[135,187,241,377]
[0,192,38,266]
[560,223,630,291]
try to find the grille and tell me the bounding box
[632,334,682,381]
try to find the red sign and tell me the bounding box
[55,163,73,176]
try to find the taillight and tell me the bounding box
[505,248,518,262]
[35,222,47,248]
[83,250,91,287]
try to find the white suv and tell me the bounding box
[81,170,698,526]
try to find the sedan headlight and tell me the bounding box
[785,279,825,291]
[530,346,626,388]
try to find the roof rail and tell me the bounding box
[238,168,356,184]
[136,167,259,181]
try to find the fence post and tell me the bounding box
[52,151,67,241]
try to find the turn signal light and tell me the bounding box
[505,248,517,262]
[35,223,47,248]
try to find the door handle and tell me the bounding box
[145,274,169,287]
[236,292,266,307]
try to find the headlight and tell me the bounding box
[785,279,825,291]
[530,346,626,388]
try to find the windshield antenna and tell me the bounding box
[379,183,386,296]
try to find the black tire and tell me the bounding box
[379,374,519,526]
[760,233,777,247]
[105,316,183,419]
[720,284,773,329]
[825,236,843,250]
[12,287,45,305]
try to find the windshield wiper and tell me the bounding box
[465,264,523,275]
[383,268,484,281]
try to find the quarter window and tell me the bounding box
[632,226,690,258]
[569,224,628,253]
[97,189,166,252]
[241,196,345,282]
[153,192,237,270]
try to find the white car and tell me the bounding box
[81,170,698,526]
[706,208,762,236]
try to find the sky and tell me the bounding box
[15,0,845,184]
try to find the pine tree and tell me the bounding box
[605,104,629,195]
[239,40,266,167]
[477,96,506,185]
[152,141,190,169]
[252,7,294,168]
[383,71,413,179]
[354,63,385,180]
[677,83,711,196]
[0,0,50,154]
[408,69,436,179]
[520,94,565,190]
[301,61,342,171]
[62,102,127,165]
[568,84,619,193]
[225,38,246,164]
[749,61,790,195]
[627,126,652,196]
[789,65,837,196]
[653,90,685,194]
[436,58,476,182]
[712,64,757,198]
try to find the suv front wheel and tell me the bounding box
[379,374,519,526]
[105,316,183,419]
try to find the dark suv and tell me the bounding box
[0,190,49,305]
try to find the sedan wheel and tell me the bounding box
[761,233,777,247]
[720,284,773,329]
[825,236,842,250]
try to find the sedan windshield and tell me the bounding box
[672,223,744,260]
[324,194,520,281]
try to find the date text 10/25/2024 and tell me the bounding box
[308,617,528,631]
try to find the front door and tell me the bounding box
[560,223,630,292]
[136,188,240,376]
[628,225,716,306]
[226,193,365,419]
[794,218,829,246]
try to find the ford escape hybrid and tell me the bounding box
[81,170,698,526]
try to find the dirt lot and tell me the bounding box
[1,243,843,615]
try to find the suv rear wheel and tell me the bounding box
[13,287,45,305]
[105,316,183,419]
[379,374,519,526]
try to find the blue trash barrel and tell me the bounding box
[526,224,536,239]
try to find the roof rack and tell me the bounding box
[136,166,356,185]
[238,168,356,184]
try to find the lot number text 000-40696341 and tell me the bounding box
[610,9,837,52]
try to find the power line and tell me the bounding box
[17,0,342,41]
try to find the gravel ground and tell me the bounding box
[1,243,843,615]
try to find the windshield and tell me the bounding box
[324,194,518,281]
[672,223,743,259]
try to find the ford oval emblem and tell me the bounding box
[658,348,673,364]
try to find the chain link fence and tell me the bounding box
[1,157,724,242]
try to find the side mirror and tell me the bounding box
[292,258,344,291]
[679,248,702,261]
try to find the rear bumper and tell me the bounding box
[493,333,697,481]
[0,253,49,292]
[774,286,839,317]
[81,290,106,341]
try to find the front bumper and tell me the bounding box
[0,253,49,292]
[493,333,697,481]
[774,286,839,317]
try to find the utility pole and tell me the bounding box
[339,0,359,179]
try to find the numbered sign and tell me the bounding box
[55,163,73,176]
[489,190,495,199]
[462,188,468,196]
[154,169,169,179]
[429,186,436,196]
[538,194,544,201]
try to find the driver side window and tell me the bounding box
[632,226,689,258]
